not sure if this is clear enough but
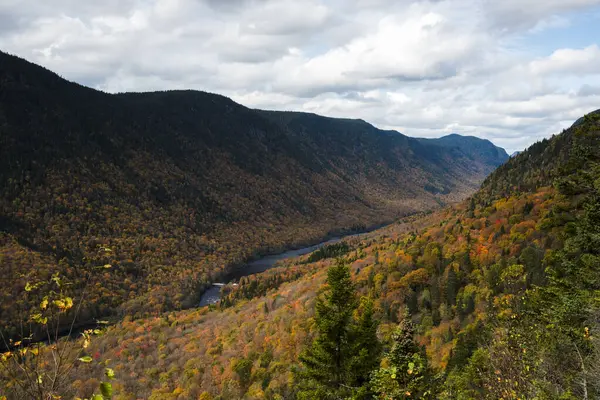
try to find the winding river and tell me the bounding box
[199,236,347,306]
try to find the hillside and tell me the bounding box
[418,133,508,171]
[477,109,600,200]
[0,51,508,339]
[30,109,600,399]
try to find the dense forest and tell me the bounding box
[1,107,594,399]
[0,51,508,341]
[7,51,600,400]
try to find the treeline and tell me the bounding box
[304,242,350,264]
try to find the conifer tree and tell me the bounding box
[296,260,381,399]
[371,311,433,399]
[349,297,382,398]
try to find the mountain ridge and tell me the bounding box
[0,50,507,338]
[5,50,600,400]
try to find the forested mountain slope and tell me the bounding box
[418,133,508,172]
[38,109,600,399]
[0,51,507,338]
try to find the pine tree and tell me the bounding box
[296,260,380,399]
[349,297,382,398]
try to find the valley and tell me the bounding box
[0,51,507,342]
[199,234,349,307]
[2,50,600,400]
[58,109,600,400]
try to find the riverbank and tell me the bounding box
[197,223,387,306]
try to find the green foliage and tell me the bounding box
[441,348,493,399]
[219,262,321,308]
[371,313,434,399]
[233,358,253,392]
[445,116,600,399]
[446,268,458,305]
[99,382,112,399]
[350,298,382,392]
[305,242,351,264]
[296,260,381,399]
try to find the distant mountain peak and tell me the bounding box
[416,134,509,167]
[440,133,476,139]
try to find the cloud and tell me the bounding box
[270,6,486,97]
[239,1,331,36]
[578,84,600,96]
[483,0,600,31]
[529,45,600,75]
[0,0,599,153]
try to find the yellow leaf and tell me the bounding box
[64,297,73,310]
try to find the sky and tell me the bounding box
[1,1,600,153]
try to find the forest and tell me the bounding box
[0,51,509,343]
[2,51,600,399]
[2,103,599,399]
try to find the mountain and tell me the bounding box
[571,108,600,127]
[2,50,598,400]
[510,150,521,157]
[418,133,508,168]
[0,51,507,339]
[477,109,600,201]
[34,108,598,399]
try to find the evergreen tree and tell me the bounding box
[349,297,382,398]
[446,268,458,306]
[296,260,381,399]
[371,312,433,399]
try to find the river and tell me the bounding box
[199,236,348,306]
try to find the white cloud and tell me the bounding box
[0,0,600,153]
[529,45,600,75]
[271,7,484,97]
